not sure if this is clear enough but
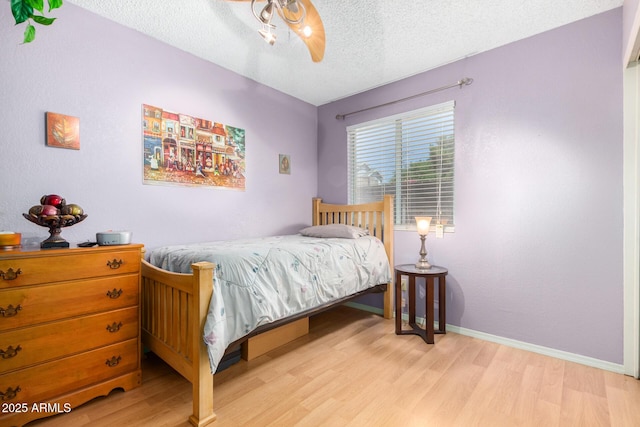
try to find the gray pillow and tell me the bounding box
[299,224,370,239]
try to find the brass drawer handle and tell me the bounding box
[0,304,22,317]
[106,288,123,299]
[105,355,121,367]
[0,345,22,359]
[0,268,21,281]
[106,322,123,333]
[106,259,123,269]
[0,386,21,401]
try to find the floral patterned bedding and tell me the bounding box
[147,234,391,372]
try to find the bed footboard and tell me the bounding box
[141,259,216,427]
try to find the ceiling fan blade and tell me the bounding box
[277,0,325,62]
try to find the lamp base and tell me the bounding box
[415,259,432,270]
[415,233,431,270]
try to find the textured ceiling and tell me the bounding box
[67,0,623,106]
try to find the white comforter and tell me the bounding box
[147,234,391,372]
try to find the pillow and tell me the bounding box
[299,224,369,239]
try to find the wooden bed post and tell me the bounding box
[189,262,216,427]
[382,194,394,319]
[312,197,322,225]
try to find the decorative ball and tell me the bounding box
[60,204,83,216]
[28,205,44,216]
[40,194,66,208]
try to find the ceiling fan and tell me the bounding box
[227,0,325,62]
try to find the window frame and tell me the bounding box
[346,100,456,232]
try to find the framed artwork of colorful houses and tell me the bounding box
[142,104,246,190]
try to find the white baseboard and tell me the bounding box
[343,302,625,374]
[449,323,624,374]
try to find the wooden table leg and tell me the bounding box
[395,271,402,334]
[425,276,434,344]
[408,275,416,327]
[438,274,446,334]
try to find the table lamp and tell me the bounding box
[415,216,432,270]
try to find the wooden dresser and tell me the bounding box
[0,244,143,426]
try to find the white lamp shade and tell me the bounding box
[415,216,432,235]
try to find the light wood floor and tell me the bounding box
[29,306,640,427]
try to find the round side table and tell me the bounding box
[394,264,448,344]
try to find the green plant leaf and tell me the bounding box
[47,0,62,11]
[11,0,34,24]
[25,0,44,13]
[23,22,36,43]
[32,15,56,25]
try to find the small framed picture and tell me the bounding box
[46,112,80,150]
[279,154,291,174]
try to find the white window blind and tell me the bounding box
[347,101,455,229]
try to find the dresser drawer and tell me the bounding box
[0,249,140,289]
[0,339,139,405]
[0,306,138,373]
[0,274,139,332]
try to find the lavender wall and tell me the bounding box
[0,4,317,250]
[318,9,624,363]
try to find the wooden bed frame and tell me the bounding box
[140,195,394,426]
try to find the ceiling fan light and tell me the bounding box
[302,25,312,38]
[258,28,276,45]
[279,0,306,25]
[259,2,275,25]
[284,0,299,14]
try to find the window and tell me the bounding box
[347,101,455,230]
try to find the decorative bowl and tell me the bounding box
[22,213,87,248]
